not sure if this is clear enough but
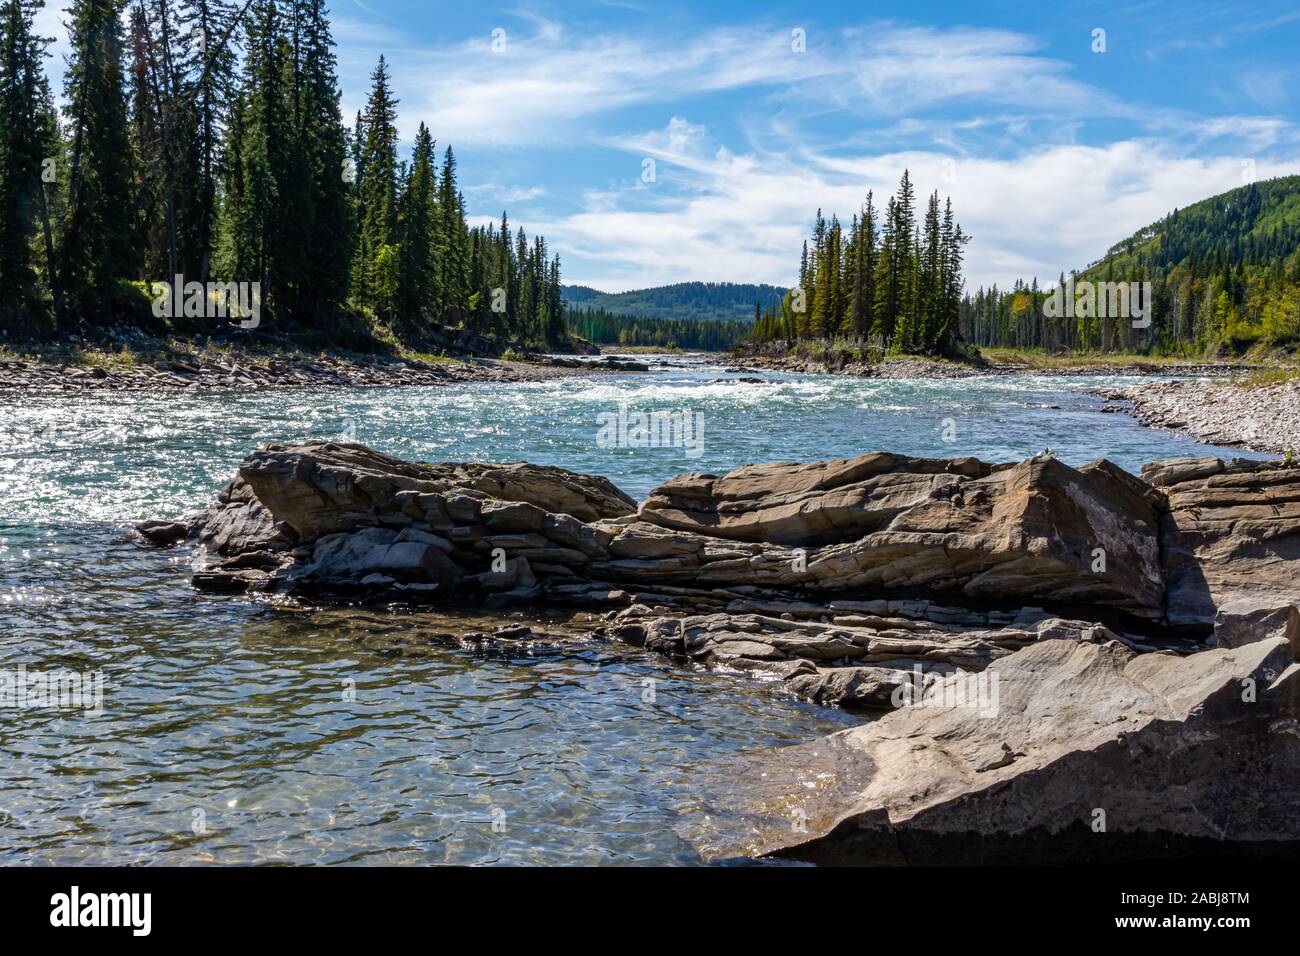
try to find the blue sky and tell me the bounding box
[38,0,1300,291]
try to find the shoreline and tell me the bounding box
[730,350,1256,380]
[0,341,647,394]
[1099,377,1299,456]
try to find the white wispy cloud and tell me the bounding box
[332,18,1136,147]
[541,121,1300,291]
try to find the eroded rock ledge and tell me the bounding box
[139,441,1300,860]
[140,442,1300,703]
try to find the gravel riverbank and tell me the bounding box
[1100,378,1300,455]
[0,349,644,393]
[731,352,1250,380]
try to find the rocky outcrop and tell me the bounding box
[637,452,1165,618]
[157,442,1167,616]
[143,441,1294,698]
[680,635,1300,864]
[1143,456,1300,653]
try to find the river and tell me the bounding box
[0,354,1268,864]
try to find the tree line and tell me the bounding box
[565,304,749,350]
[0,0,564,347]
[750,170,969,355]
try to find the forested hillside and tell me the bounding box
[561,281,786,323]
[960,175,1300,354]
[565,305,749,350]
[559,284,603,304]
[0,0,564,348]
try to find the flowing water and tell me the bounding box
[0,355,1268,865]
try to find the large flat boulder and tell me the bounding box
[678,636,1300,864]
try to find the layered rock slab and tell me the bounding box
[1143,456,1300,650]
[163,443,1167,622]
[637,452,1165,618]
[678,636,1300,864]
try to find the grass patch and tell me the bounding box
[397,348,463,366]
[979,348,1214,370]
[1229,366,1300,388]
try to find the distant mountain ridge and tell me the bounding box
[560,281,788,323]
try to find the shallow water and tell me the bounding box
[0,355,1267,864]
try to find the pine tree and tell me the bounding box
[0,0,51,331]
[355,53,398,318]
[60,0,136,319]
[914,191,942,352]
[224,0,285,304]
[493,210,511,336]
[937,198,966,350]
[179,0,236,283]
[850,192,876,338]
[396,122,436,330]
[873,195,900,341]
[294,0,350,319]
[436,145,469,317]
[545,254,564,345]
[126,4,164,279]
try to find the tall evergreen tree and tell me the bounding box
[293,0,350,319]
[396,122,436,330]
[179,0,236,283]
[0,0,51,331]
[436,144,469,316]
[61,0,136,319]
[850,192,876,338]
[354,53,398,317]
[224,0,285,304]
